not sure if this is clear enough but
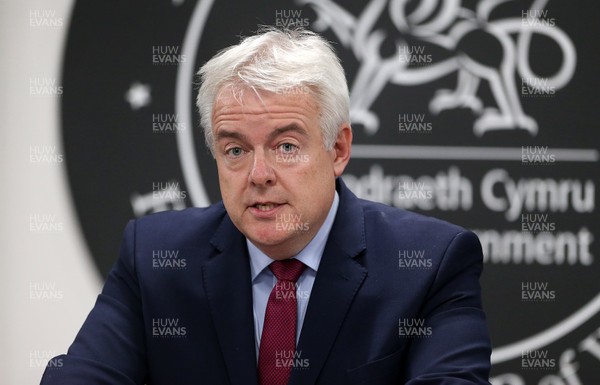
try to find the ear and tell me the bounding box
[332,124,352,177]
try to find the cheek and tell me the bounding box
[217,174,229,198]
[292,162,334,202]
[217,171,242,209]
[306,152,335,180]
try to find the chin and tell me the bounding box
[250,231,288,247]
[248,228,296,251]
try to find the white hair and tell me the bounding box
[196,27,350,155]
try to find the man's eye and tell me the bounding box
[278,143,298,154]
[226,147,244,157]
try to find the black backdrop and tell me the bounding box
[61,0,599,383]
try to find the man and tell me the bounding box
[41,28,491,384]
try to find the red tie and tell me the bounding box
[258,259,306,385]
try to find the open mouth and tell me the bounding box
[254,203,280,211]
[253,203,279,211]
[248,202,285,217]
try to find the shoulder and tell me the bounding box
[136,201,226,225]
[335,178,480,258]
[126,202,228,246]
[350,197,484,303]
[357,197,474,247]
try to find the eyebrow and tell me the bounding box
[215,123,309,144]
[215,129,249,143]
[268,123,309,141]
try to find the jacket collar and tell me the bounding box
[204,214,258,385]
[290,178,367,384]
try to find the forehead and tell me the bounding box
[212,87,320,123]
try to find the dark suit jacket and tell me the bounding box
[41,179,491,384]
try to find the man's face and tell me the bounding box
[212,88,351,259]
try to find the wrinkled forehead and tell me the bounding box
[212,84,320,120]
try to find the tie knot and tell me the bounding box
[269,259,306,283]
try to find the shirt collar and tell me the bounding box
[247,191,340,281]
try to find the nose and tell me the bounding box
[249,150,276,186]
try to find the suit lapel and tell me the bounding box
[289,179,368,385]
[202,215,259,385]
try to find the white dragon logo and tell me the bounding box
[298,0,577,136]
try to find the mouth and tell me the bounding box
[248,202,285,218]
[253,203,280,211]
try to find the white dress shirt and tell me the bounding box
[247,191,340,357]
